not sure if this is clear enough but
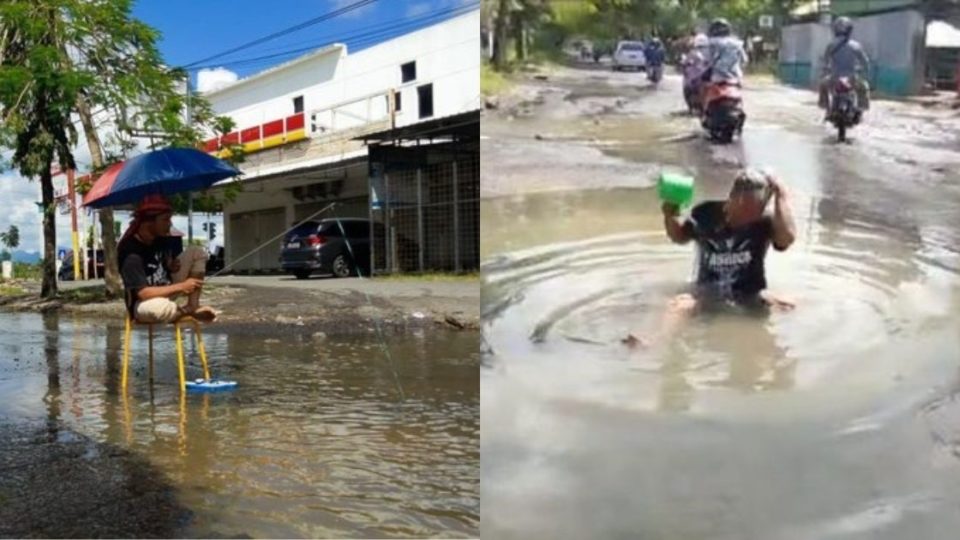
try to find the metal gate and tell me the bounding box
[369,152,479,274]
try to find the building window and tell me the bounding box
[417,84,433,119]
[395,91,402,112]
[293,95,304,114]
[401,61,416,83]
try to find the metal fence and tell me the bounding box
[369,151,479,274]
[927,47,960,90]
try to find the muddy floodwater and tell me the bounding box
[481,68,960,539]
[0,312,479,538]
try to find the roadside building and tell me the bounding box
[779,0,928,96]
[925,20,960,91]
[202,9,480,274]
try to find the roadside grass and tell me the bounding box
[13,263,42,280]
[0,284,25,296]
[58,285,111,304]
[482,62,511,96]
[373,272,479,282]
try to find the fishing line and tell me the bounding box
[332,218,406,401]
[206,202,338,279]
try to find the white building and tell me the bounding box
[203,9,480,273]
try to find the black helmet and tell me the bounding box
[833,16,853,37]
[651,37,662,46]
[709,18,731,37]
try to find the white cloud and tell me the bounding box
[406,2,433,17]
[0,170,224,257]
[197,68,239,93]
[0,171,69,255]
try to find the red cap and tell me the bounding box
[135,194,173,217]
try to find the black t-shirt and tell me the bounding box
[117,235,176,316]
[681,201,778,299]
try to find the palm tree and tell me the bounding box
[0,225,20,252]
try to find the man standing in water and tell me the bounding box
[625,169,796,347]
[118,194,217,323]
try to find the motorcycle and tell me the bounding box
[680,55,706,115]
[701,82,746,143]
[683,83,701,114]
[827,76,861,142]
[647,63,663,85]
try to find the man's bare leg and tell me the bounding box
[759,290,796,312]
[173,247,216,322]
[623,293,698,349]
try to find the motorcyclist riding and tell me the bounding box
[646,37,666,81]
[700,19,749,142]
[646,37,666,65]
[818,16,871,116]
[704,18,748,86]
[682,33,710,109]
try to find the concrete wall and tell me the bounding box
[207,48,344,127]
[855,9,926,95]
[779,9,926,95]
[779,22,833,88]
[832,0,921,16]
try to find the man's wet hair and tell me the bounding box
[729,169,771,205]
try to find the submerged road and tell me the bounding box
[481,64,960,539]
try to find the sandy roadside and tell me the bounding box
[0,276,480,333]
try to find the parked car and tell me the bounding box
[279,218,378,279]
[612,41,647,71]
[280,218,422,278]
[58,249,105,281]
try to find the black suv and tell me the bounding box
[280,218,375,279]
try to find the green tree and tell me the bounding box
[492,0,512,69]
[64,1,241,297]
[0,225,19,265]
[2,0,242,298]
[0,225,20,251]
[0,1,87,297]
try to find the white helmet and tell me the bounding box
[693,34,708,49]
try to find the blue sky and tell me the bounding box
[134,0,477,82]
[1,0,477,254]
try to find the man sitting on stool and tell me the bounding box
[118,194,217,323]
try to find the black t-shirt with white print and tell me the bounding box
[117,235,175,317]
[681,201,779,299]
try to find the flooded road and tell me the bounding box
[0,312,479,538]
[481,66,960,539]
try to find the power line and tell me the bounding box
[189,2,478,71]
[183,0,379,68]
[216,1,478,59]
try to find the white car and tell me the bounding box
[613,41,646,71]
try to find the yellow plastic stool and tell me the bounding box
[121,315,211,394]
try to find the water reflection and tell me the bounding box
[43,313,60,442]
[653,313,795,413]
[481,185,960,538]
[0,313,479,538]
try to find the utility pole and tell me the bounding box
[185,74,194,244]
[66,169,81,280]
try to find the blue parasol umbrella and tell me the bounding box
[82,147,240,208]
